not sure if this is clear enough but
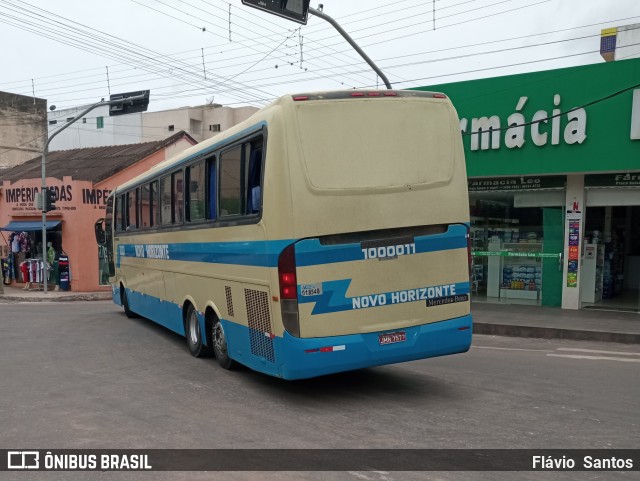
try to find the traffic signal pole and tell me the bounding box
[41,94,146,294]
[308,6,392,90]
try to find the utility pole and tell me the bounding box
[41,93,148,294]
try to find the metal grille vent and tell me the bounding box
[225,286,234,317]
[245,289,275,363]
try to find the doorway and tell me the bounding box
[581,205,640,313]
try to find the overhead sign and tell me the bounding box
[468,176,565,192]
[472,251,561,258]
[413,58,640,177]
[584,173,640,188]
[241,0,310,25]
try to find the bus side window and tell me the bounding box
[160,176,172,225]
[220,146,243,217]
[187,162,206,222]
[207,156,217,220]
[150,180,159,227]
[247,147,262,214]
[140,183,150,228]
[114,195,122,232]
[127,189,138,230]
[173,170,184,224]
[120,194,128,231]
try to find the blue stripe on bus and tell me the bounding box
[119,239,293,267]
[294,224,468,266]
[298,280,470,315]
[115,285,472,380]
[117,224,468,268]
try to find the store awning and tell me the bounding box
[0,220,61,232]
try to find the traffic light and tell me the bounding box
[109,90,150,116]
[44,188,57,212]
[241,0,310,25]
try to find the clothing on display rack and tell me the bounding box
[18,258,52,289]
[8,232,32,254]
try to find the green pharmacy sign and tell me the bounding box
[414,58,640,177]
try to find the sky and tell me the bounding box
[0,0,638,112]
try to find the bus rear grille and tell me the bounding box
[225,286,234,317]
[245,289,275,363]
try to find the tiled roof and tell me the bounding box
[0,131,196,183]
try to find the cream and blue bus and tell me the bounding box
[95,90,473,380]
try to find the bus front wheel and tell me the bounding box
[212,320,235,370]
[185,304,212,358]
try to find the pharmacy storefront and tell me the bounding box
[416,58,640,311]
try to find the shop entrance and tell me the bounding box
[581,205,640,313]
[0,221,63,290]
[469,190,564,307]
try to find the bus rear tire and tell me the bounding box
[121,286,138,319]
[185,304,212,358]
[212,320,235,370]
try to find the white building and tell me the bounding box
[47,102,258,151]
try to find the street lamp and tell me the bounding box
[41,92,149,294]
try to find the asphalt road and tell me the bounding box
[0,301,638,481]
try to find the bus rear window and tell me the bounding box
[295,100,454,191]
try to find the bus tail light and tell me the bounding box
[278,244,300,337]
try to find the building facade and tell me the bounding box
[47,103,258,151]
[0,131,196,292]
[416,58,640,312]
[0,92,47,170]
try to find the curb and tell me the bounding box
[0,293,111,303]
[474,322,640,345]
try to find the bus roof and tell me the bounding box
[114,89,450,193]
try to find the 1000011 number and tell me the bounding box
[362,243,416,260]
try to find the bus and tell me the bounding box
[95,89,473,380]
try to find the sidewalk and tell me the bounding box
[1,284,638,344]
[0,284,111,302]
[472,301,640,344]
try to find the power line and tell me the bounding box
[1,0,544,101]
[1,1,634,110]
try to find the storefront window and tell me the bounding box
[469,178,565,307]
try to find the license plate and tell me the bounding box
[379,331,406,345]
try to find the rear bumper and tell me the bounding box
[277,314,472,380]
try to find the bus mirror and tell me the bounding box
[95,218,106,245]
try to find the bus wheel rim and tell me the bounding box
[214,323,227,355]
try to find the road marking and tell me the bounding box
[556,347,640,356]
[472,346,552,352]
[547,354,640,363]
